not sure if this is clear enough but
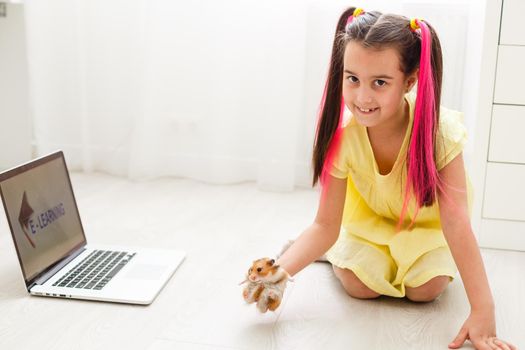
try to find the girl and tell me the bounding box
[261,7,515,350]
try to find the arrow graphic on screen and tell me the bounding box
[18,191,36,248]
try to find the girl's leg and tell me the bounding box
[405,275,450,302]
[403,246,456,302]
[332,265,381,299]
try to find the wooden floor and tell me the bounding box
[0,172,523,350]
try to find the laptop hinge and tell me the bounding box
[30,247,87,288]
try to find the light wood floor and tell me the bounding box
[0,172,523,350]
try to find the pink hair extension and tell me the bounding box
[398,19,440,230]
[319,97,345,203]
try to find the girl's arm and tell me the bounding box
[276,175,347,277]
[438,153,515,350]
[438,153,494,313]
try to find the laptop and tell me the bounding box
[0,150,185,305]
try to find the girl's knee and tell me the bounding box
[333,266,381,300]
[405,275,450,302]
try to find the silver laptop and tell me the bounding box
[0,150,185,305]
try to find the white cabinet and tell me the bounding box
[500,0,525,45]
[494,46,525,104]
[473,0,525,251]
[488,105,525,164]
[483,163,525,222]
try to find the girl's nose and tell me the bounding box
[356,88,373,105]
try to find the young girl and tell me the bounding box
[256,7,516,350]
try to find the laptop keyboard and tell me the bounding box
[52,250,136,290]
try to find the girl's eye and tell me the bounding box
[257,268,262,272]
[375,80,387,87]
[347,75,359,83]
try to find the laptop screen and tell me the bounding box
[0,151,86,284]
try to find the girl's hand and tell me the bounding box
[448,310,517,350]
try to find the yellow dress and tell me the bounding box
[325,93,471,297]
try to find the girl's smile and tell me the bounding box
[355,105,379,114]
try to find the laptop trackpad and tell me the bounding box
[124,264,167,280]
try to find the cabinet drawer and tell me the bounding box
[488,104,525,163]
[500,0,525,45]
[479,218,525,251]
[494,46,525,105]
[483,162,525,221]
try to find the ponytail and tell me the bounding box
[312,7,356,187]
[398,19,443,230]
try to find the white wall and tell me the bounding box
[2,1,486,181]
[0,3,31,170]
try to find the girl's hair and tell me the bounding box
[312,7,443,228]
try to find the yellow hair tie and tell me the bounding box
[353,8,364,18]
[410,18,421,31]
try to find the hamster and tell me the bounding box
[240,258,291,312]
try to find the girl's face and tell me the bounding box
[342,41,417,129]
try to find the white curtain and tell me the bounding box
[24,0,474,190]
